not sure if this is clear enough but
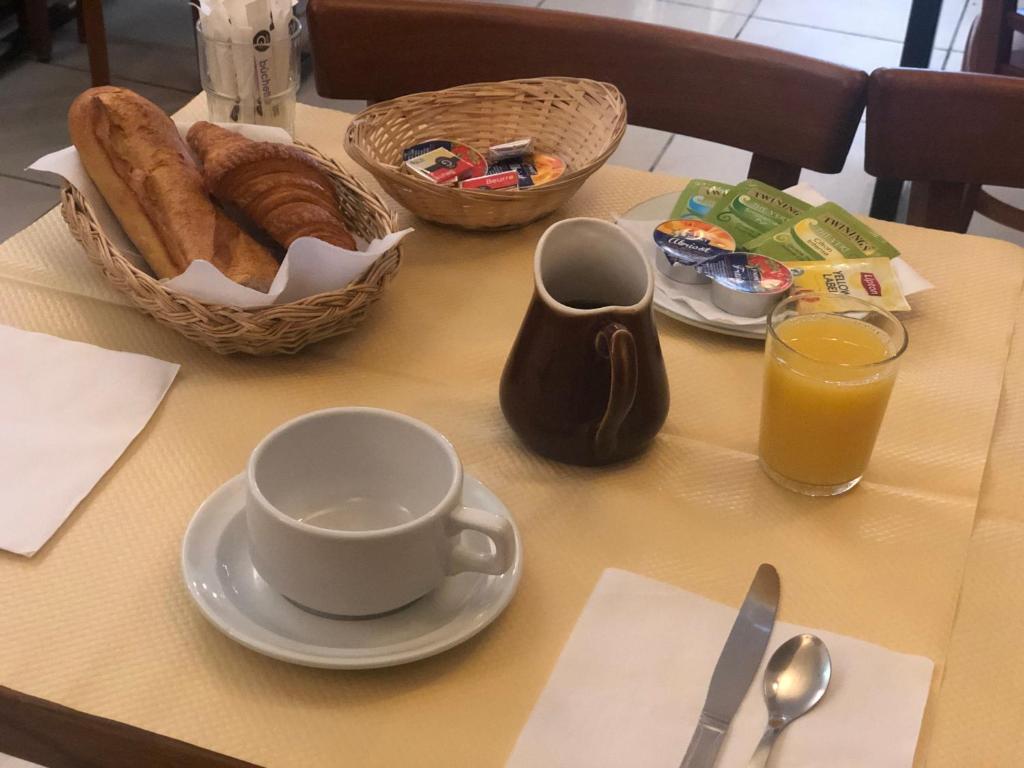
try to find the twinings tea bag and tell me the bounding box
[746,202,900,263]
[706,179,809,247]
[669,179,733,220]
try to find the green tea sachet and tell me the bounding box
[670,179,733,220]
[706,179,809,246]
[747,202,909,311]
[745,202,900,262]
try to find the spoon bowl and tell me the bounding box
[764,634,832,724]
[747,634,832,767]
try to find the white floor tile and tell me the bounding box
[0,177,58,244]
[652,133,752,183]
[0,61,192,185]
[967,186,1024,247]
[539,0,747,37]
[296,74,367,113]
[945,49,965,70]
[951,0,980,51]
[48,0,199,92]
[609,125,673,171]
[662,0,759,15]
[0,753,46,768]
[740,18,904,71]
[797,123,875,214]
[753,0,966,47]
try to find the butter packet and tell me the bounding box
[707,180,809,246]
[669,179,733,220]
[745,202,900,263]
[789,258,911,312]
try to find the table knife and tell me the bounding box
[679,563,780,768]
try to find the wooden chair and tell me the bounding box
[306,0,867,189]
[963,0,1024,76]
[864,67,1024,232]
[78,0,110,86]
[15,0,52,60]
[13,0,109,84]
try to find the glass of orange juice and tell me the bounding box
[759,294,908,496]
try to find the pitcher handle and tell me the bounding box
[594,323,638,461]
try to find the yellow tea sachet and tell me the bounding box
[788,259,910,312]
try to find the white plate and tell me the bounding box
[621,192,766,340]
[182,473,522,669]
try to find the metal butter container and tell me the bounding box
[652,219,736,284]
[700,252,793,317]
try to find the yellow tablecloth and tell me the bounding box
[0,98,1022,767]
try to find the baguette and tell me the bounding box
[67,86,279,292]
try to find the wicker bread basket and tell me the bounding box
[60,141,401,356]
[344,77,627,230]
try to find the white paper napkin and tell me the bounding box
[28,122,412,309]
[0,324,179,556]
[508,569,933,768]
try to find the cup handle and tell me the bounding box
[594,322,638,461]
[446,506,516,576]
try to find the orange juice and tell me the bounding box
[759,313,898,490]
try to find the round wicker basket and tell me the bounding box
[344,77,627,231]
[60,142,401,356]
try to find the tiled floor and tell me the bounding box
[0,0,1020,245]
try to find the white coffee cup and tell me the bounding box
[245,407,516,617]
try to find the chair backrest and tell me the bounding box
[307,0,867,189]
[964,0,1024,75]
[865,67,1024,232]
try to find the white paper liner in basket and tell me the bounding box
[30,122,412,309]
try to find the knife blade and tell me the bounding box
[679,563,780,768]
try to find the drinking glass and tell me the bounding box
[196,19,301,135]
[758,294,908,496]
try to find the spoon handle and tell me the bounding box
[746,725,782,768]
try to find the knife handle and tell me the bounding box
[679,716,727,768]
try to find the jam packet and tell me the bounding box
[788,259,910,312]
[707,179,809,247]
[745,202,900,262]
[669,179,733,220]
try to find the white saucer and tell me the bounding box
[622,192,766,340]
[182,473,522,669]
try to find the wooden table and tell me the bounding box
[1,99,1023,767]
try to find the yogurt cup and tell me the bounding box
[700,252,793,317]
[652,219,735,284]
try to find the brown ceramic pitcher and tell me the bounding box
[500,218,670,465]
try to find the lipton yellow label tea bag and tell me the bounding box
[788,259,910,312]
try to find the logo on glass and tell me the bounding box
[252,29,271,52]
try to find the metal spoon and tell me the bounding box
[746,634,832,768]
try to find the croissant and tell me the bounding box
[186,121,357,251]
